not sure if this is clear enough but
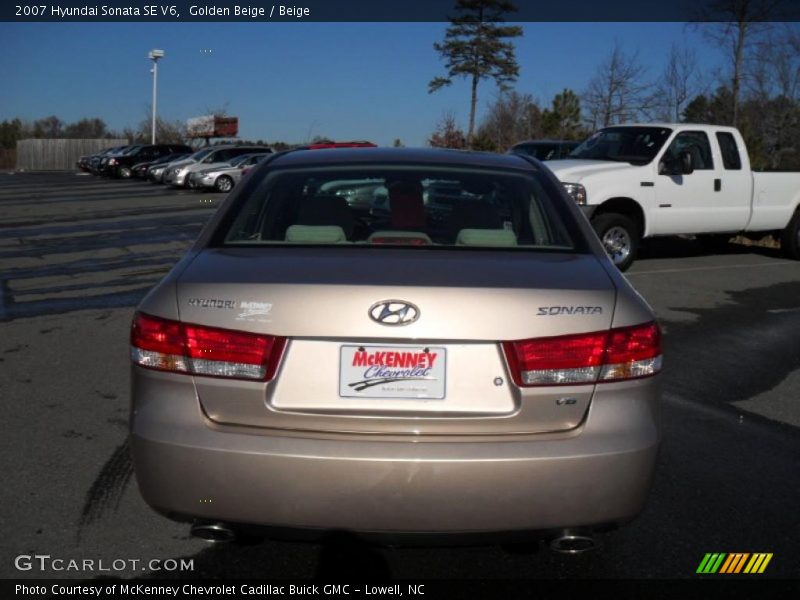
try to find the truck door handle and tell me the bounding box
[714,179,721,192]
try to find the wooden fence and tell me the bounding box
[15,138,129,171]
[0,148,15,170]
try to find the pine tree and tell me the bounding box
[429,0,523,146]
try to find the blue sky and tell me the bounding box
[1,22,723,146]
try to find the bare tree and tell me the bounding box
[32,116,64,138]
[750,25,800,101]
[428,111,468,149]
[693,0,783,126]
[203,102,231,117]
[63,118,109,138]
[476,90,540,150]
[747,25,800,167]
[136,107,187,143]
[654,44,700,122]
[582,43,651,129]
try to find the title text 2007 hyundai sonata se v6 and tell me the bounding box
[129,148,661,551]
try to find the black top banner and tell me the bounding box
[4,0,800,22]
[5,579,800,600]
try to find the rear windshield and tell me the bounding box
[216,166,580,251]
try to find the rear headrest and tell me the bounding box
[456,228,517,247]
[297,196,355,239]
[388,181,426,229]
[285,225,347,243]
[450,202,503,236]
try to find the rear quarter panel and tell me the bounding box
[748,172,800,231]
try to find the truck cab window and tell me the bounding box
[716,132,742,170]
[663,131,714,171]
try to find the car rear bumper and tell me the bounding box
[130,369,660,535]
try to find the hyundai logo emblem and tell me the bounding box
[369,300,420,326]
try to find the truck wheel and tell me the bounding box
[119,166,132,179]
[781,208,800,260]
[591,213,639,271]
[215,175,233,193]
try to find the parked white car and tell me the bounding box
[162,145,270,187]
[187,153,271,192]
[546,124,800,270]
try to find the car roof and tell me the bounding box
[269,147,537,171]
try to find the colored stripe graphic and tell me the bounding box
[697,553,714,573]
[725,553,749,573]
[757,554,773,573]
[698,553,727,574]
[699,553,773,574]
[744,554,760,573]
[718,554,735,574]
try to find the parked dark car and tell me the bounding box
[132,152,191,180]
[85,146,127,174]
[107,144,193,179]
[510,140,580,161]
[97,145,143,175]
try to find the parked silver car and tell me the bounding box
[187,153,271,192]
[130,148,661,549]
[163,145,269,187]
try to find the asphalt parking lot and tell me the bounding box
[1,172,799,580]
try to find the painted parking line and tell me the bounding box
[627,261,799,276]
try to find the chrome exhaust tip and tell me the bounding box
[549,530,598,554]
[190,522,236,543]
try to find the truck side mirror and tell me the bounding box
[678,150,694,175]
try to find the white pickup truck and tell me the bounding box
[546,123,800,270]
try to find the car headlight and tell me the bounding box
[562,182,587,205]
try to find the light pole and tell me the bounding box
[148,49,165,144]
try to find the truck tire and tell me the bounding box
[591,213,639,271]
[781,208,800,260]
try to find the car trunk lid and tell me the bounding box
[175,247,616,435]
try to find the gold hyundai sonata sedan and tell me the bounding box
[129,147,661,552]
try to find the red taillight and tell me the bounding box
[131,312,285,381]
[502,322,661,386]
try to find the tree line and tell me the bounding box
[428,0,800,170]
[0,113,189,150]
[0,114,301,154]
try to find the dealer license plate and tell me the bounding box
[339,344,447,399]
